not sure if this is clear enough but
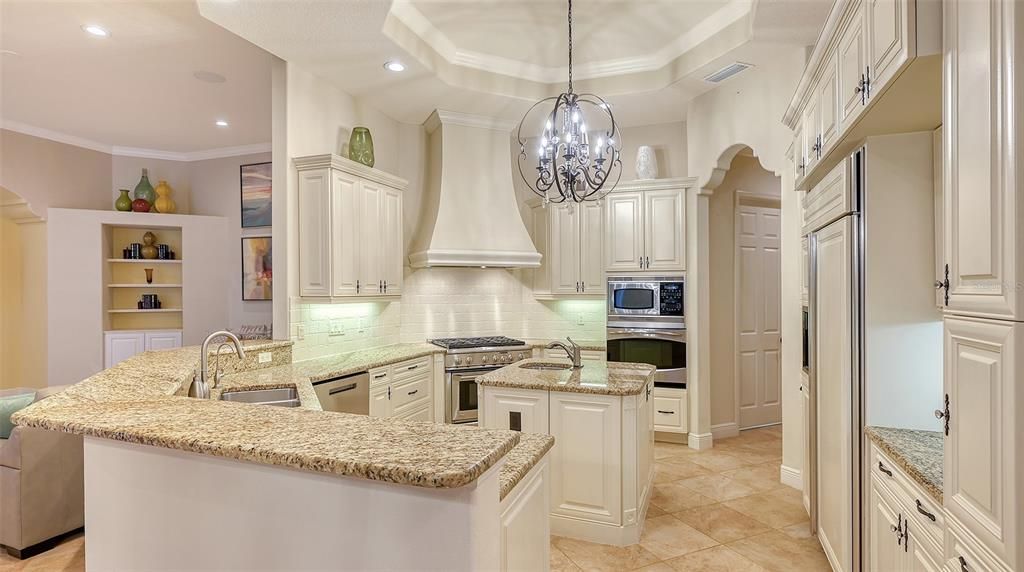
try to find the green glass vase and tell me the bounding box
[133,168,156,204]
[348,127,375,167]
[114,189,132,212]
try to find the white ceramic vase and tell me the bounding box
[635,146,659,179]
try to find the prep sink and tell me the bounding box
[518,363,573,371]
[219,387,301,407]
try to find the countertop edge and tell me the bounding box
[865,426,943,504]
[499,434,555,501]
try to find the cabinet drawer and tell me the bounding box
[870,444,945,555]
[396,402,432,422]
[391,375,430,413]
[392,356,431,381]
[368,366,390,388]
[652,397,683,430]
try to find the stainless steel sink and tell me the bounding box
[519,362,573,371]
[219,387,301,407]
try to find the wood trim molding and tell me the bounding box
[780,464,803,490]
[292,154,409,190]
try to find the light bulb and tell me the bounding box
[545,120,552,130]
[572,111,579,123]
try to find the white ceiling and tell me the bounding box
[0,1,275,153]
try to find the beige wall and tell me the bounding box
[111,155,193,215]
[620,121,687,180]
[0,216,47,390]
[0,129,112,212]
[708,153,781,430]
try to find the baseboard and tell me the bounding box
[780,464,803,490]
[711,422,739,440]
[654,431,687,444]
[687,432,713,451]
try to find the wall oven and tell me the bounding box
[607,276,685,329]
[606,327,687,388]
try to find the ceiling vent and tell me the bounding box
[703,62,753,83]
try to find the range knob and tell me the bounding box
[465,356,473,365]
[517,353,525,360]
[482,355,490,364]
[453,356,462,366]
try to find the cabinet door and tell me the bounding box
[906,525,942,572]
[636,382,653,507]
[866,0,909,96]
[838,2,868,133]
[801,236,810,305]
[793,124,807,187]
[298,168,332,297]
[481,388,549,434]
[330,171,360,297]
[943,0,1022,320]
[549,392,622,525]
[104,332,146,368]
[801,371,812,513]
[867,476,903,572]
[500,460,550,572]
[643,188,686,272]
[549,204,581,295]
[652,393,685,433]
[578,201,604,294]
[605,192,644,272]
[530,205,552,297]
[369,384,391,418]
[357,181,383,295]
[818,52,839,155]
[802,93,821,173]
[943,316,1021,566]
[380,186,403,296]
[145,331,181,351]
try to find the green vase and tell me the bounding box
[348,127,375,167]
[133,168,156,204]
[114,189,132,212]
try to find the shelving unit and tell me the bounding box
[103,225,184,332]
[107,309,183,314]
[106,259,182,264]
[108,284,183,288]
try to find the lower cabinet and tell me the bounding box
[367,356,433,421]
[868,474,904,572]
[651,386,687,437]
[481,388,549,433]
[104,330,182,368]
[499,457,550,572]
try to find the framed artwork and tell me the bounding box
[240,162,272,228]
[241,236,272,301]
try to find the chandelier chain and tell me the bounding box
[567,0,573,93]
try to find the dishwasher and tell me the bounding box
[312,372,369,415]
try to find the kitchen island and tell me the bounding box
[477,358,656,546]
[13,343,553,571]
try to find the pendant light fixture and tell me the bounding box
[516,0,622,204]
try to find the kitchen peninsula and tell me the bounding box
[12,342,554,571]
[477,358,656,546]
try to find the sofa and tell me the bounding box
[0,386,84,558]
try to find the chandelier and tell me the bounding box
[516,0,622,204]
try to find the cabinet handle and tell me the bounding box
[328,383,358,395]
[639,256,643,269]
[878,461,893,477]
[407,389,419,396]
[657,410,675,415]
[915,499,936,522]
[384,279,388,293]
[576,281,580,293]
[407,364,419,370]
[356,279,360,293]
[645,256,650,268]
[374,373,387,379]
[935,264,950,306]
[935,393,951,436]
[581,282,585,293]
[959,556,969,572]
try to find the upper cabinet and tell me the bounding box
[785,0,941,191]
[295,154,407,300]
[604,180,687,274]
[531,200,604,298]
[941,0,1024,321]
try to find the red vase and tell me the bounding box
[131,198,151,212]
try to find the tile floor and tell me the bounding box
[551,426,832,572]
[0,427,829,572]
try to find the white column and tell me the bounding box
[686,186,713,450]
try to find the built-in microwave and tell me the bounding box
[607,276,685,328]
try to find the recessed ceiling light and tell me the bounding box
[384,60,406,72]
[82,24,110,38]
[194,70,227,84]
[215,119,229,127]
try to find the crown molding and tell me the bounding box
[424,109,517,134]
[1,120,270,162]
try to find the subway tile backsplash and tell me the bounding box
[290,268,605,361]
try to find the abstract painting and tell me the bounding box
[240,162,272,228]
[242,237,272,301]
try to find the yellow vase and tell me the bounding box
[154,180,176,214]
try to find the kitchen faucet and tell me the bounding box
[546,337,583,369]
[189,330,246,399]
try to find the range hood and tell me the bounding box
[408,110,541,268]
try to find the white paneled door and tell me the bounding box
[736,201,782,429]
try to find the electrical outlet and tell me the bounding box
[577,313,585,325]
[258,352,272,364]
[296,324,305,341]
[328,320,344,337]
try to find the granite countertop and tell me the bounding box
[498,432,555,501]
[13,342,527,490]
[865,426,943,502]
[477,358,655,396]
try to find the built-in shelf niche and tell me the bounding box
[102,224,184,332]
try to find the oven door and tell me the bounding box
[447,368,493,424]
[607,282,660,317]
[606,328,687,387]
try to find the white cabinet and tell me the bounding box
[104,330,182,368]
[531,201,604,297]
[941,0,1024,320]
[539,348,606,363]
[499,458,550,572]
[868,475,904,572]
[367,356,433,421]
[651,386,687,436]
[801,236,810,305]
[295,155,407,299]
[481,388,549,434]
[866,0,910,94]
[605,182,686,273]
[838,2,869,134]
[942,316,1022,569]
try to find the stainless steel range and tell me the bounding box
[430,336,531,424]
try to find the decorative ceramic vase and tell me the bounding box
[115,189,132,212]
[133,168,156,204]
[348,127,375,167]
[144,268,154,284]
[131,198,151,212]
[635,146,659,179]
[141,231,158,259]
[154,180,176,214]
